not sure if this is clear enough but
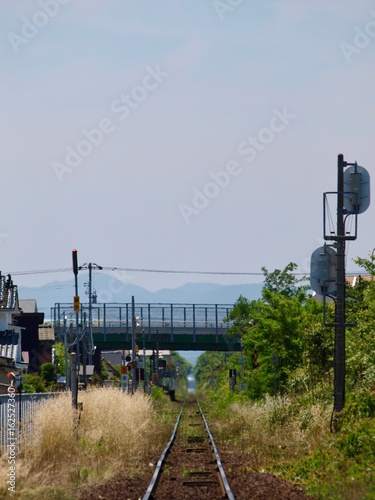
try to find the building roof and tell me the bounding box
[19,299,38,314]
[346,274,373,287]
[0,274,19,310]
[0,331,20,362]
[0,355,16,369]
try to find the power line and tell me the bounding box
[107,267,269,276]
[9,266,307,277]
[10,268,71,276]
[8,265,367,278]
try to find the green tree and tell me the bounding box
[40,362,56,386]
[170,351,191,379]
[261,262,306,297]
[195,352,228,385]
[227,263,314,399]
[225,295,253,338]
[345,255,375,389]
[53,341,68,377]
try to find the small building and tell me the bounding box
[346,274,373,287]
[14,299,46,373]
[0,274,28,393]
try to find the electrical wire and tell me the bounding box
[10,268,71,276]
[8,265,367,278]
[9,266,308,277]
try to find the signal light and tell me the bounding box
[73,295,80,312]
[72,249,78,276]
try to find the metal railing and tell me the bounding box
[52,303,234,338]
[0,392,59,455]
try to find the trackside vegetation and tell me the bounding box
[195,258,375,499]
[0,388,177,499]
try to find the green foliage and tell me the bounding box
[150,385,167,403]
[345,255,375,390]
[225,295,253,338]
[261,262,307,297]
[53,342,68,377]
[22,373,47,393]
[195,351,228,384]
[222,263,327,399]
[40,362,56,385]
[170,351,192,379]
[354,253,375,276]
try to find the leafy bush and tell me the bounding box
[22,374,47,393]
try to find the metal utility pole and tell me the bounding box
[131,295,137,393]
[71,352,78,408]
[72,249,80,407]
[63,315,69,390]
[334,154,346,414]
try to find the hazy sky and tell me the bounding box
[1,0,374,294]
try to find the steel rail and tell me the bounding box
[198,400,236,500]
[142,397,235,500]
[142,400,186,500]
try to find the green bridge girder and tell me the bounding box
[93,329,241,352]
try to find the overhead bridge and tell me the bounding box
[52,302,240,352]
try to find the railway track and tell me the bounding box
[143,395,235,500]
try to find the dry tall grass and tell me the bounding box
[213,395,330,461]
[11,388,170,489]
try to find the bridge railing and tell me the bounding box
[52,302,234,337]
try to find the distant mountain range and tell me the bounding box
[17,272,263,318]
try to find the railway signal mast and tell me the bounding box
[71,249,80,408]
[310,154,370,430]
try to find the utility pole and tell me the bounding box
[131,295,137,393]
[72,249,79,407]
[80,262,102,387]
[63,315,69,390]
[334,154,346,414]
